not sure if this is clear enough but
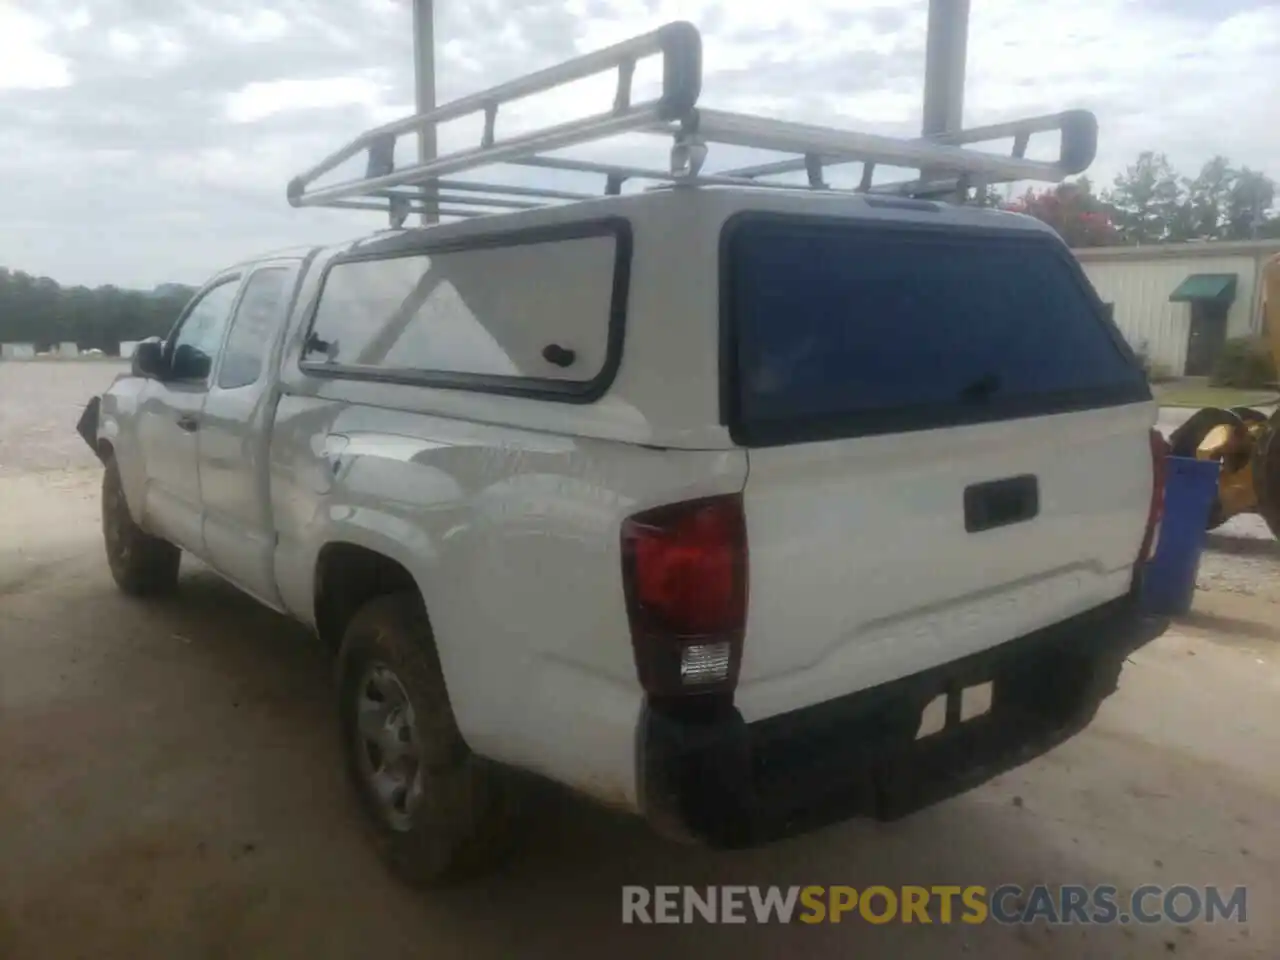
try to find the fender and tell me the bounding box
[75,395,103,459]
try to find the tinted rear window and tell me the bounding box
[725,217,1148,445]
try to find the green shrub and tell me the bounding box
[1210,337,1277,387]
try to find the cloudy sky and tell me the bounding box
[1,0,1277,289]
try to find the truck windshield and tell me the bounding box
[724,216,1150,446]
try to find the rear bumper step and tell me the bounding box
[638,593,1167,847]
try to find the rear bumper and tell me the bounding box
[638,593,1167,847]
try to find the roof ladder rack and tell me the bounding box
[287,21,1098,226]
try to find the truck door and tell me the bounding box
[198,262,300,606]
[136,276,242,553]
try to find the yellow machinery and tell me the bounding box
[1168,253,1280,536]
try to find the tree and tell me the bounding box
[1100,153,1278,244]
[1181,156,1235,241]
[1106,152,1185,244]
[1173,159,1277,242]
[0,269,193,353]
[1006,177,1120,247]
[1226,168,1276,240]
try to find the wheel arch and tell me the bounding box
[313,540,430,655]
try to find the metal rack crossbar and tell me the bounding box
[287,21,1097,225]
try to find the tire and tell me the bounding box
[1253,414,1280,540]
[336,592,519,886]
[1228,406,1269,425]
[1205,501,1228,531]
[1167,407,1241,458]
[102,459,181,596]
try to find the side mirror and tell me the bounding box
[131,338,167,379]
[171,343,212,381]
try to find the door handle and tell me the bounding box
[177,415,199,433]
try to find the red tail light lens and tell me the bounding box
[1141,428,1169,562]
[627,499,743,633]
[621,495,747,696]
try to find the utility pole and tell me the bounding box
[412,0,438,225]
[921,0,970,192]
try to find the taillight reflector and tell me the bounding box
[1141,428,1169,561]
[621,495,747,696]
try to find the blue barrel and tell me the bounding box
[1142,456,1221,615]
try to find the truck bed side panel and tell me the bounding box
[268,395,747,809]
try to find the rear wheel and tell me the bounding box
[337,592,519,886]
[102,459,180,596]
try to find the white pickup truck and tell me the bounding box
[76,23,1167,886]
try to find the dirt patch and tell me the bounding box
[2,499,1275,958]
[1197,531,1280,604]
[0,360,124,478]
[1175,592,1280,648]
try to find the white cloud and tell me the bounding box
[0,7,72,90]
[0,0,1277,288]
[190,9,291,44]
[226,76,385,123]
[59,7,91,31]
[104,25,187,66]
[967,1,1280,179]
[106,29,142,58]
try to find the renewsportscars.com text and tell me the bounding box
[621,884,1248,926]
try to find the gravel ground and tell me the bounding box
[1,360,1276,959]
[1198,536,1280,603]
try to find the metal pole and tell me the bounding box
[921,0,970,190]
[412,0,438,224]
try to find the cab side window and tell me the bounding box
[218,267,294,390]
[168,279,241,383]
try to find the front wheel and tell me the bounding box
[337,592,520,886]
[102,460,180,596]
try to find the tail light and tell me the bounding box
[1140,428,1169,562]
[620,494,748,697]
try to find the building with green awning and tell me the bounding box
[1075,240,1280,377]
